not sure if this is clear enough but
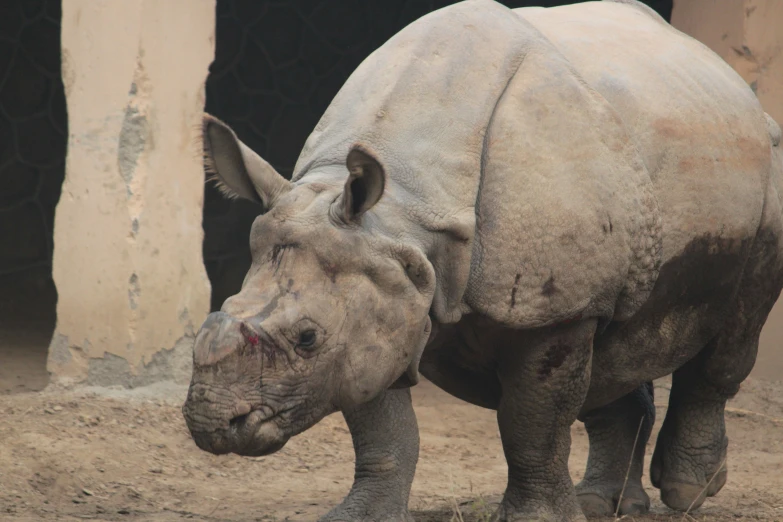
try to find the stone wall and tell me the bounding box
[46,0,214,386]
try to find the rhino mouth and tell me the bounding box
[227,409,290,457]
[185,406,290,457]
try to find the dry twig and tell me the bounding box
[681,456,728,521]
[615,416,645,519]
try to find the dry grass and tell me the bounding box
[450,496,495,522]
[450,496,493,522]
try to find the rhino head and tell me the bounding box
[182,115,434,456]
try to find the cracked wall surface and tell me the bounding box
[47,0,214,386]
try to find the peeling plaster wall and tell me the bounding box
[47,0,214,386]
[672,0,783,380]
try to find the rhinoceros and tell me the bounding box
[181,0,783,520]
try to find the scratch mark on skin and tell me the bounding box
[319,258,338,283]
[270,243,300,273]
[239,323,280,372]
[257,291,282,323]
[542,275,556,297]
[266,346,277,369]
[263,326,287,370]
[510,273,521,309]
[602,217,614,235]
[239,317,286,371]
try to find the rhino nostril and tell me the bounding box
[229,413,249,430]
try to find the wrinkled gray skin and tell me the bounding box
[181,0,783,520]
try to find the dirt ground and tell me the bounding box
[1,375,782,522]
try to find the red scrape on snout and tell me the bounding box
[239,322,260,346]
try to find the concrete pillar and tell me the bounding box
[672,0,783,380]
[47,0,215,386]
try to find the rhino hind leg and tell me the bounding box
[649,351,732,512]
[575,382,655,517]
[651,224,783,512]
[319,388,418,522]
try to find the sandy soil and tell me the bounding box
[1,376,782,522]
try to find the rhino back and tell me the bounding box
[519,1,772,264]
[463,32,662,328]
[293,0,669,327]
[291,0,773,330]
[292,0,555,323]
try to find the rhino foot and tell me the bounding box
[577,383,655,517]
[657,473,727,513]
[650,433,728,512]
[319,388,418,522]
[575,483,650,517]
[650,360,732,512]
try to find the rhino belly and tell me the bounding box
[421,231,752,415]
[418,320,502,410]
[582,233,752,413]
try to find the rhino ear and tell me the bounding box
[202,114,292,209]
[340,146,385,222]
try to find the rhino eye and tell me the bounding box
[297,330,317,349]
[291,320,323,358]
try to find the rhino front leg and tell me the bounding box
[319,388,418,522]
[575,382,655,516]
[493,320,596,522]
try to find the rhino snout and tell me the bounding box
[182,386,288,457]
[184,312,295,456]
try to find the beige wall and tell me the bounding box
[672,0,783,380]
[47,0,215,386]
